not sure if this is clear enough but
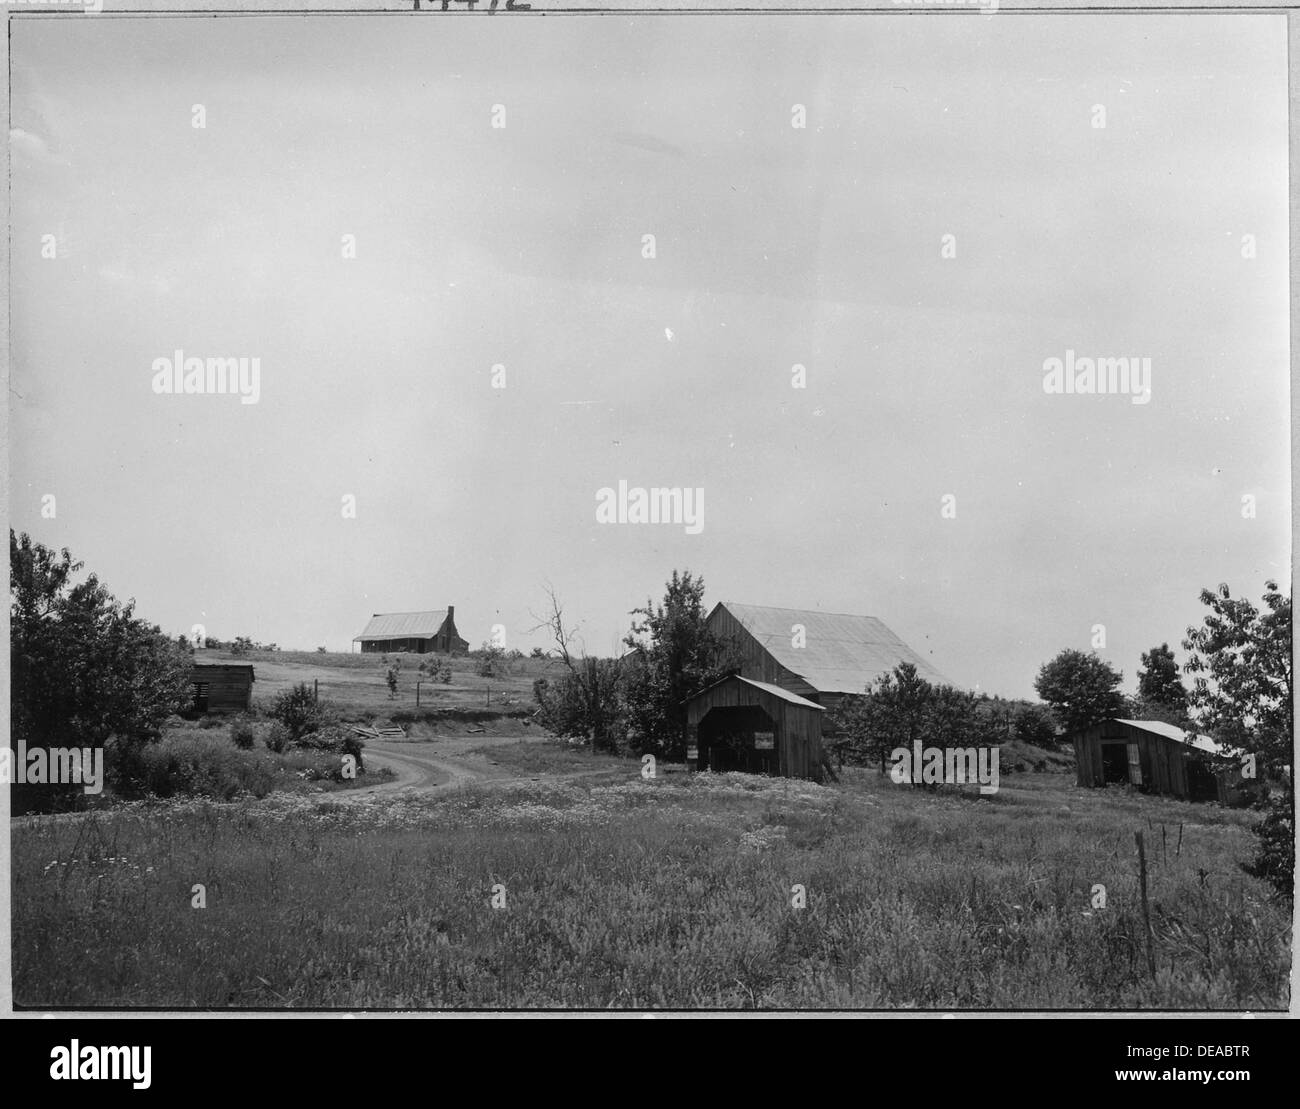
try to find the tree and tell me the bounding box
[10,531,192,806]
[1182,581,1292,896]
[620,570,739,758]
[830,662,998,779]
[530,585,624,752]
[476,641,505,679]
[270,682,328,741]
[1012,703,1058,747]
[1182,581,1291,780]
[1137,643,1188,715]
[1033,649,1124,735]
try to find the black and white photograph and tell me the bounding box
[2,0,1294,1029]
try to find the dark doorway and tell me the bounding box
[193,682,210,714]
[1101,742,1129,784]
[1186,757,1219,802]
[699,706,778,776]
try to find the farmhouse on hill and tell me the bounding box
[1070,717,1258,805]
[353,608,469,655]
[190,662,255,714]
[684,601,948,782]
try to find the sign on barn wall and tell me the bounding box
[755,732,774,750]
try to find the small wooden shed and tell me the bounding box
[684,675,826,781]
[1071,718,1252,804]
[190,663,255,714]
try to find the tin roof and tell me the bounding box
[715,601,950,694]
[1115,719,1228,757]
[685,674,826,711]
[354,610,450,641]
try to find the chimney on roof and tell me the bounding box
[447,605,454,625]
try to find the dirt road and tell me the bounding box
[342,731,598,799]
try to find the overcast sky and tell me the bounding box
[8,12,1290,698]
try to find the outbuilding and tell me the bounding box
[190,662,255,714]
[1070,718,1254,804]
[684,674,826,780]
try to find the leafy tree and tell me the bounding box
[620,570,739,758]
[1033,649,1124,735]
[1137,643,1188,714]
[1182,581,1292,779]
[1012,703,1058,747]
[476,642,505,678]
[270,682,327,741]
[10,531,192,806]
[831,663,1000,779]
[1182,581,1292,896]
[530,586,625,753]
[419,656,452,683]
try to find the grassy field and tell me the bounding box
[12,766,1289,1010]
[211,648,556,718]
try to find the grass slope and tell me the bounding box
[12,768,1288,1010]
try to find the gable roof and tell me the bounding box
[1114,718,1228,757]
[714,601,950,694]
[354,610,451,642]
[686,674,826,711]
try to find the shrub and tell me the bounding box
[420,657,452,683]
[269,682,326,741]
[1243,792,1294,897]
[135,733,278,800]
[198,715,225,730]
[476,642,506,678]
[229,716,256,750]
[265,721,291,754]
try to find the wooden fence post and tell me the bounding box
[1135,830,1156,979]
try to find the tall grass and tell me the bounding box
[12,769,1288,1010]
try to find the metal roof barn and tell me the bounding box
[1070,717,1256,804]
[706,601,949,700]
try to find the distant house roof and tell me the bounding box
[686,674,826,711]
[1114,719,1229,757]
[715,601,950,694]
[353,611,450,642]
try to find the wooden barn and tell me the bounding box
[685,675,826,779]
[682,601,945,781]
[1071,718,1254,805]
[705,601,948,713]
[190,662,255,714]
[352,608,469,655]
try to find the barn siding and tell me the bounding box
[706,607,819,701]
[191,665,254,712]
[1073,719,1239,803]
[685,676,824,781]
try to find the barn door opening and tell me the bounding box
[1186,757,1219,803]
[1100,742,1128,784]
[698,706,778,776]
